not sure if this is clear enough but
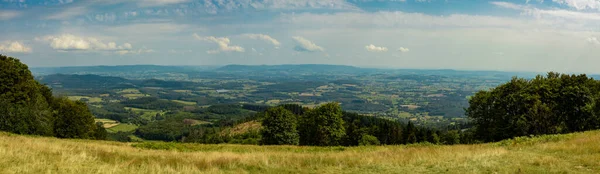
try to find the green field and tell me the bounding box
[67,96,102,103]
[107,124,138,133]
[124,107,165,120]
[172,100,197,105]
[0,130,599,173]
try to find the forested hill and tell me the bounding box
[215,64,367,74]
[31,65,218,76]
[29,64,551,80]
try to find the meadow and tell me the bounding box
[0,130,598,173]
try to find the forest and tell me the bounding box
[2,54,600,147]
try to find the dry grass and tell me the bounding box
[221,121,261,136]
[0,131,599,174]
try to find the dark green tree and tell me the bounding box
[52,98,96,139]
[93,122,108,140]
[299,102,346,146]
[404,121,417,144]
[0,55,54,136]
[260,107,299,145]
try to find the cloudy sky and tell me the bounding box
[1,0,600,73]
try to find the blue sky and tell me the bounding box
[1,0,600,73]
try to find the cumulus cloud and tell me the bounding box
[0,41,32,53]
[38,34,134,52]
[242,34,281,47]
[588,37,600,44]
[553,0,600,10]
[292,36,324,52]
[193,33,244,54]
[365,44,388,52]
[0,10,20,20]
[398,47,410,52]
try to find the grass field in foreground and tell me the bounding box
[0,131,599,173]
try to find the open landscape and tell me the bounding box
[3,0,600,173]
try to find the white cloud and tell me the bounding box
[552,0,600,10]
[39,34,134,52]
[136,0,190,7]
[398,47,410,52]
[116,48,155,55]
[490,1,525,10]
[292,36,325,52]
[242,34,281,47]
[492,1,600,21]
[59,0,74,4]
[365,44,388,52]
[45,6,88,20]
[201,0,359,14]
[193,33,245,53]
[0,10,20,20]
[94,13,117,22]
[0,41,32,53]
[588,37,600,44]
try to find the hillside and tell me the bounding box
[1,131,599,173]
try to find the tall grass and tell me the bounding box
[0,131,599,173]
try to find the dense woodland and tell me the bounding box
[0,55,105,139]
[2,54,600,147]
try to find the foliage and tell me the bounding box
[0,55,98,139]
[358,134,380,146]
[260,107,299,145]
[51,97,96,139]
[299,102,346,146]
[467,72,600,142]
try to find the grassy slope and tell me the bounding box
[0,131,599,174]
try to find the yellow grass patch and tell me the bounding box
[1,131,599,173]
[67,96,102,103]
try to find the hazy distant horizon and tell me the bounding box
[2,0,600,73]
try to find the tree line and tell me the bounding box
[0,55,105,139]
[467,72,600,142]
[259,103,469,146]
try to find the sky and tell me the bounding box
[1,0,600,73]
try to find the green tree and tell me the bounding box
[404,121,417,144]
[358,134,380,146]
[260,107,299,145]
[93,122,108,140]
[0,55,54,136]
[299,102,346,146]
[441,130,460,145]
[52,98,96,139]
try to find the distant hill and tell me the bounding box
[216,64,371,74]
[31,65,218,76]
[38,74,132,89]
[37,74,202,90]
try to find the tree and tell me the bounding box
[52,98,97,139]
[404,121,417,144]
[467,72,600,142]
[441,130,460,145]
[260,107,299,145]
[93,122,108,140]
[0,55,54,136]
[358,134,380,146]
[299,102,346,146]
